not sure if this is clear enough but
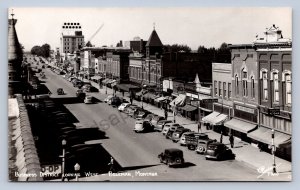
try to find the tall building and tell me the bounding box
[8,12,23,96]
[60,22,84,54]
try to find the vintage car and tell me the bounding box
[104,95,114,103]
[133,120,153,133]
[84,95,93,104]
[118,103,130,112]
[171,128,192,143]
[158,148,184,167]
[76,89,86,100]
[195,139,217,154]
[150,115,165,127]
[179,132,195,146]
[162,123,181,136]
[110,96,122,107]
[205,142,235,160]
[154,120,173,132]
[143,113,156,122]
[57,88,64,95]
[134,109,151,120]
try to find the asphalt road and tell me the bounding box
[38,65,277,181]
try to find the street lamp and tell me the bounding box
[61,139,66,181]
[141,84,146,109]
[74,163,80,181]
[271,129,277,173]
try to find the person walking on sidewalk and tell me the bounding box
[229,133,234,148]
[108,157,115,173]
[164,109,168,120]
[197,122,202,133]
[220,131,223,143]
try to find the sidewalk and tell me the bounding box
[90,81,292,177]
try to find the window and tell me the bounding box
[223,82,227,99]
[214,81,218,96]
[273,72,279,103]
[251,77,255,98]
[234,54,240,57]
[242,69,248,97]
[285,74,292,104]
[235,75,239,95]
[228,83,232,99]
[262,71,268,100]
[247,54,253,58]
[219,81,222,97]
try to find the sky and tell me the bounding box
[10,7,292,52]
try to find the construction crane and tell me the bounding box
[85,23,104,47]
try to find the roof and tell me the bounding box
[146,29,163,47]
[8,18,23,62]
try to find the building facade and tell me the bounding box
[60,22,85,54]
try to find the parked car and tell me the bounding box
[123,104,135,114]
[162,123,181,136]
[171,128,191,143]
[134,110,151,120]
[76,89,86,100]
[57,88,64,95]
[205,142,235,160]
[104,95,114,103]
[128,106,141,117]
[179,132,195,146]
[84,95,93,104]
[133,120,153,133]
[143,113,156,122]
[132,107,146,118]
[82,84,91,92]
[166,125,184,139]
[110,96,122,107]
[73,80,83,88]
[118,103,130,112]
[68,77,76,82]
[150,115,165,127]
[185,132,209,150]
[158,148,184,167]
[196,139,218,154]
[154,120,172,132]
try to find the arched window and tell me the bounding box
[261,70,268,100]
[272,72,279,103]
[251,76,255,98]
[242,69,248,97]
[284,73,292,105]
[235,74,239,95]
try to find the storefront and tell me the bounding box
[223,103,258,142]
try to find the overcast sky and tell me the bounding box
[10,7,292,51]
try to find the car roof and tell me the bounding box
[164,148,183,153]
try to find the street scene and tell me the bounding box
[8,8,292,182]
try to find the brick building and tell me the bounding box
[60,22,85,54]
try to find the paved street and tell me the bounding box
[38,67,288,181]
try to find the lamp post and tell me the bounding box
[141,84,146,109]
[271,129,277,173]
[74,163,80,181]
[61,139,66,181]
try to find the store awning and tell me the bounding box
[180,104,197,112]
[155,96,167,102]
[247,127,291,147]
[224,118,257,134]
[169,94,186,107]
[116,84,141,92]
[107,79,116,84]
[211,114,228,125]
[202,111,220,123]
[144,93,156,100]
[102,79,110,84]
[91,76,102,80]
[135,90,148,97]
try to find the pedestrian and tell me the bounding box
[229,133,234,148]
[108,157,115,173]
[220,131,223,143]
[164,109,168,120]
[130,97,133,105]
[197,122,202,133]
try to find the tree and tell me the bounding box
[216,42,231,63]
[41,43,51,57]
[30,43,51,58]
[164,44,191,53]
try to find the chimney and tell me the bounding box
[140,39,143,52]
[120,40,123,47]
